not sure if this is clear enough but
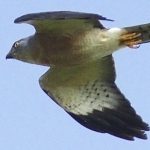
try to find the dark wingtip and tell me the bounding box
[141,121,150,131]
[91,13,114,22]
[14,18,19,23]
[104,17,114,22]
[14,14,30,23]
[14,16,24,23]
[142,133,148,140]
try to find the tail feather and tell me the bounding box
[123,23,150,44]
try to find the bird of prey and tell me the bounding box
[6,11,150,140]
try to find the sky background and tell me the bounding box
[0,0,150,150]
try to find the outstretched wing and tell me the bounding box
[39,55,149,140]
[14,11,113,33]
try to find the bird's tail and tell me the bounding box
[123,23,150,44]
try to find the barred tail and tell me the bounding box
[123,23,150,44]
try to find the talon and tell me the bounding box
[120,32,142,49]
[128,44,140,49]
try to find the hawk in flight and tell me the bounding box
[6,11,150,140]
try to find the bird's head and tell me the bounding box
[6,37,37,64]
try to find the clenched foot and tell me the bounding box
[120,32,142,48]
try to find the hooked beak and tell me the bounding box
[6,52,14,59]
[6,47,15,59]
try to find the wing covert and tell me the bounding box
[14,11,113,23]
[14,11,113,33]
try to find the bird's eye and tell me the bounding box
[14,42,20,48]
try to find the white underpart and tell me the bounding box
[103,27,124,53]
[106,27,124,51]
[81,27,124,60]
[49,81,122,115]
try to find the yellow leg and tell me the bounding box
[120,32,142,49]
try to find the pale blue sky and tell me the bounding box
[0,0,150,150]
